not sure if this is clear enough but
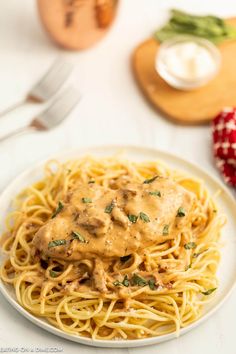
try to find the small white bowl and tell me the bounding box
[155,36,221,90]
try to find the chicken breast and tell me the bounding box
[33,176,195,260]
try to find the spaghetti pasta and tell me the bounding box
[0,155,225,340]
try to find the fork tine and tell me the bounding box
[37,87,81,129]
[29,58,73,102]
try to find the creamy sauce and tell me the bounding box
[33,177,195,261]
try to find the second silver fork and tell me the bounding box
[0,87,81,143]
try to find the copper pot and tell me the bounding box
[37,0,119,50]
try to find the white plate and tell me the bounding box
[0,145,236,348]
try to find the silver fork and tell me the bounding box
[0,87,81,143]
[0,58,73,118]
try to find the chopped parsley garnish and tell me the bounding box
[51,201,64,218]
[213,209,217,213]
[143,175,158,184]
[113,274,156,290]
[122,275,130,287]
[105,200,115,214]
[113,275,130,287]
[113,280,122,287]
[193,249,207,258]
[128,214,138,223]
[88,180,95,184]
[184,242,197,250]
[113,280,123,286]
[71,231,87,243]
[162,224,169,236]
[185,264,191,271]
[202,288,217,295]
[49,270,59,278]
[176,207,186,217]
[148,278,156,290]
[149,190,161,197]
[139,212,150,223]
[131,273,148,287]
[82,197,92,203]
[48,239,67,248]
[120,255,131,263]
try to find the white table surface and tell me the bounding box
[0,0,236,353]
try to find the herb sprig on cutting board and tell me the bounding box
[155,9,236,43]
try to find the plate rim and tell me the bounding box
[0,144,236,348]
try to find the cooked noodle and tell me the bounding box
[0,155,226,340]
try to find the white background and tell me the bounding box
[0,0,236,353]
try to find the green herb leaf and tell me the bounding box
[113,275,130,287]
[139,212,150,223]
[48,239,67,248]
[132,273,148,287]
[213,209,217,213]
[105,200,115,214]
[149,190,161,197]
[128,214,138,223]
[113,280,122,287]
[49,270,59,278]
[193,249,208,258]
[202,288,217,295]
[148,278,156,290]
[185,264,191,271]
[71,231,87,243]
[122,275,130,287]
[51,201,64,218]
[82,197,92,204]
[176,207,186,217]
[184,242,197,250]
[88,180,95,184]
[120,255,131,263]
[143,175,158,184]
[162,224,169,236]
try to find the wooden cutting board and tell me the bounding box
[132,18,236,125]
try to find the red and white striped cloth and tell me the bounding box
[212,108,236,187]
